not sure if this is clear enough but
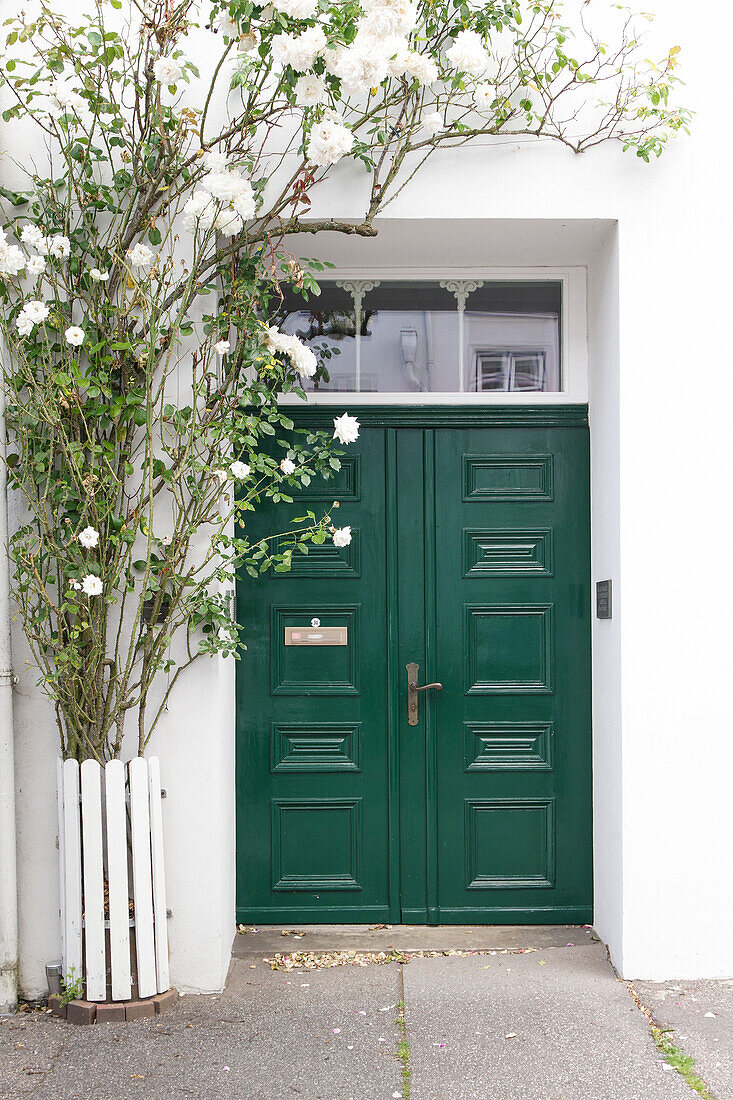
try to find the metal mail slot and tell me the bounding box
[284,627,348,646]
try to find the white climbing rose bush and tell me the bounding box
[0,0,687,761]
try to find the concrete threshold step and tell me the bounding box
[232,923,597,957]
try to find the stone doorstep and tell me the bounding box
[56,988,179,1025]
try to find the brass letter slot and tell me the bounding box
[285,626,348,647]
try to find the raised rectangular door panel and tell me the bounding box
[272,723,362,772]
[464,603,555,693]
[271,799,362,891]
[462,528,553,578]
[463,454,554,501]
[463,721,554,771]
[272,532,362,578]
[270,606,360,695]
[465,798,555,889]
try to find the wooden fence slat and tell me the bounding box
[105,760,131,1002]
[56,758,66,974]
[61,760,82,984]
[129,758,156,999]
[80,761,106,1001]
[147,756,170,993]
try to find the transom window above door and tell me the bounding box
[279,280,562,394]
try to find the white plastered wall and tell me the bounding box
[9,0,733,994]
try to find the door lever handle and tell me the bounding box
[406,662,443,726]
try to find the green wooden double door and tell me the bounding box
[236,411,592,925]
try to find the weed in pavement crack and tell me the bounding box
[395,968,412,1100]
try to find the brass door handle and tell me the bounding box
[406,662,443,726]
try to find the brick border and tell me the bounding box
[49,988,178,1024]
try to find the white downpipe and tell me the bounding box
[0,377,18,1015]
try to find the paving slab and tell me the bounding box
[0,961,402,1100]
[233,922,595,957]
[634,977,733,1098]
[403,943,694,1100]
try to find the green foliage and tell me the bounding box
[396,998,412,1099]
[61,965,85,1004]
[652,1026,716,1099]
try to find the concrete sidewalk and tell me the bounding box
[0,928,725,1099]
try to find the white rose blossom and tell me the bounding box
[56,84,85,113]
[272,26,327,72]
[16,299,49,334]
[359,8,404,40]
[23,300,49,323]
[333,413,360,445]
[271,0,317,18]
[332,526,352,548]
[473,83,495,110]
[196,168,256,222]
[215,11,239,38]
[295,74,327,107]
[65,326,85,346]
[421,111,443,137]
[183,190,217,232]
[26,256,46,276]
[333,42,388,94]
[404,51,438,85]
[69,580,82,591]
[213,468,229,484]
[232,181,256,219]
[265,326,317,377]
[78,526,99,549]
[153,55,183,84]
[307,116,354,167]
[214,340,231,356]
[21,225,48,252]
[81,574,103,597]
[290,341,317,378]
[280,458,296,476]
[90,268,109,281]
[48,235,70,259]
[126,243,154,269]
[0,244,25,277]
[446,29,489,75]
[361,0,417,36]
[203,150,230,172]
[16,313,34,337]
[202,170,243,202]
[386,38,412,78]
[215,207,245,237]
[41,82,85,118]
[230,460,251,480]
[238,30,259,54]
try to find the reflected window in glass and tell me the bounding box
[279,280,561,394]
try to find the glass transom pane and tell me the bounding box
[279,281,561,394]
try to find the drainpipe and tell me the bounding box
[0,377,18,1015]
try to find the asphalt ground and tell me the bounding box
[1,927,727,1099]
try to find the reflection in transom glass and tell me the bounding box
[279,281,562,394]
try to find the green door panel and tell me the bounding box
[236,428,395,923]
[236,413,592,925]
[428,426,592,923]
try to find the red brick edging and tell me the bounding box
[48,988,178,1024]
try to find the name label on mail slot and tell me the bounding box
[285,626,348,646]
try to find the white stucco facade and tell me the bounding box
[7,0,733,998]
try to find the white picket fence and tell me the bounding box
[56,756,169,1002]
